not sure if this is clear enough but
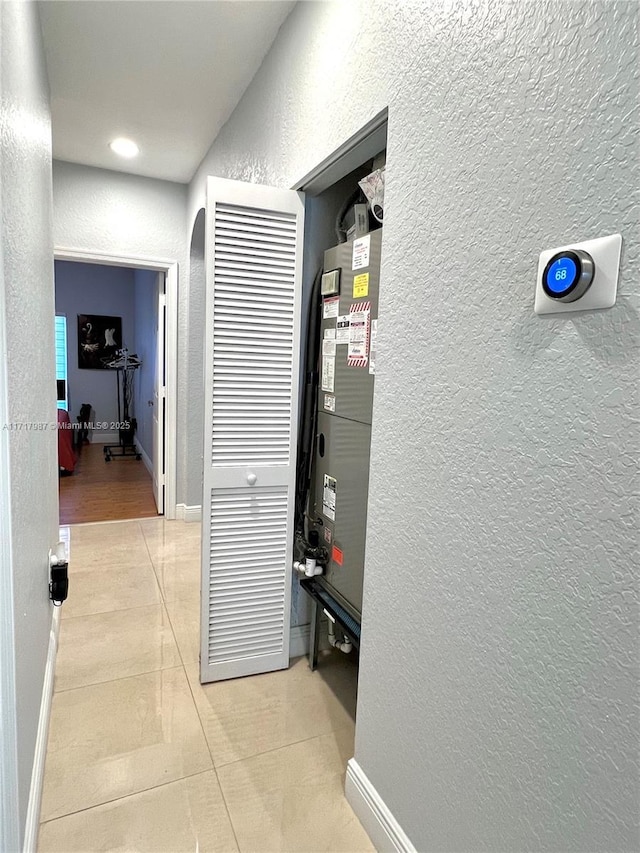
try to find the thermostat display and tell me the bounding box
[541,249,594,303]
[544,256,577,294]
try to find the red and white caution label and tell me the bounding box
[347,301,370,368]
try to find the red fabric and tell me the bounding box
[57,409,76,473]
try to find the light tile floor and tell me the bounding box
[38,518,373,853]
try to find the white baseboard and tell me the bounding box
[175,504,202,522]
[345,758,416,853]
[134,440,153,476]
[23,606,61,853]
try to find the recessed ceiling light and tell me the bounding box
[109,137,139,158]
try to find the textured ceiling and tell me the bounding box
[39,0,297,183]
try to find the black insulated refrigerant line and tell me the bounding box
[294,265,322,549]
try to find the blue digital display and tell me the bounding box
[545,256,578,294]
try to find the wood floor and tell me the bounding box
[59,442,159,524]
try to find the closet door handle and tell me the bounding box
[247,473,257,486]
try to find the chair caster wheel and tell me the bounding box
[136,454,142,460]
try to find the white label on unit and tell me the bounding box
[369,319,378,375]
[324,328,336,340]
[336,315,350,344]
[324,394,336,412]
[323,296,340,319]
[352,234,371,271]
[321,356,335,392]
[322,339,336,357]
[322,474,336,521]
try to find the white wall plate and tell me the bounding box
[534,234,622,315]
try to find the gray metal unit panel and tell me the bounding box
[319,229,382,426]
[312,412,371,617]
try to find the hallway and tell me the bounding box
[59,444,158,524]
[38,518,371,852]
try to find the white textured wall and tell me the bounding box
[188,1,640,849]
[0,2,56,845]
[51,162,190,500]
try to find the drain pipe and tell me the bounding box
[324,609,352,654]
[293,558,322,577]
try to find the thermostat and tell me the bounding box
[534,234,622,315]
[542,250,594,303]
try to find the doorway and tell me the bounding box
[53,249,178,523]
[196,111,388,686]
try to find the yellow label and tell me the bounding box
[353,273,369,298]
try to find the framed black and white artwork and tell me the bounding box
[77,314,122,369]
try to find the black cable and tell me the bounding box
[294,265,323,539]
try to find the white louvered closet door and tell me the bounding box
[200,177,304,683]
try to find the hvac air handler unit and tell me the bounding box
[296,227,382,668]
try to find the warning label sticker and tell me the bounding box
[324,328,336,340]
[347,301,370,367]
[322,475,336,521]
[352,234,370,271]
[323,394,335,412]
[323,296,339,319]
[321,355,335,392]
[332,545,344,566]
[322,338,336,358]
[336,315,350,344]
[324,526,332,544]
[353,273,369,299]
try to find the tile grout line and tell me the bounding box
[57,596,167,624]
[183,668,243,853]
[139,523,166,600]
[39,767,216,827]
[53,664,185,695]
[139,521,186,653]
[139,518,200,604]
[63,516,160,528]
[156,559,243,853]
[213,722,357,771]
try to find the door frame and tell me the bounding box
[152,284,166,514]
[53,247,179,519]
[292,107,388,194]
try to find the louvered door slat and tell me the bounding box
[211,203,295,466]
[205,484,288,667]
[201,177,303,683]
